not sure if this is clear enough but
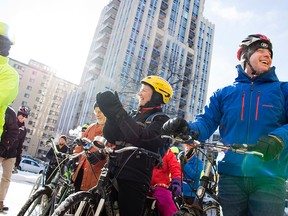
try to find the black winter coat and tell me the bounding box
[103,106,169,186]
[15,120,27,158]
[0,106,19,158]
[46,144,70,166]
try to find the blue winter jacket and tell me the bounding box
[182,155,203,197]
[188,65,288,178]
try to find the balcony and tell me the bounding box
[181,86,189,95]
[103,14,116,25]
[186,56,193,65]
[183,76,190,84]
[158,19,165,29]
[152,47,160,58]
[180,98,187,106]
[99,23,113,34]
[189,29,195,38]
[190,21,196,30]
[92,53,104,65]
[159,9,166,19]
[149,59,159,69]
[154,37,162,48]
[191,13,197,21]
[185,66,192,76]
[161,1,168,10]
[98,33,110,43]
[94,43,108,53]
[188,38,194,48]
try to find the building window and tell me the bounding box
[29,78,35,83]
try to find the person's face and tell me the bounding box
[17,114,26,123]
[137,84,153,106]
[94,107,106,124]
[59,138,66,146]
[246,48,272,76]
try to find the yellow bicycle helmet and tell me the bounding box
[141,75,173,104]
[0,22,15,45]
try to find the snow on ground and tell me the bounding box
[0,167,38,216]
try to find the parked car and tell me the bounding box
[19,158,45,174]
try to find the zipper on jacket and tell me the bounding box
[255,91,260,120]
[241,91,245,120]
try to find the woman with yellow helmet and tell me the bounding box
[96,75,173,215]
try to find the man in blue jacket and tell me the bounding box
[162,34,288,216]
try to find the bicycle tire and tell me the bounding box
[29,174,43,197]
[17,187,52,216]
[203,203,221,216]
[52,191,99,216]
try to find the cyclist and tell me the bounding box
[0,106,18,212]
[0,21,19,139]
[149,148,181,216]
[179,144,203,206]
[162,34,288,216]
[12,106,30,174]
[96,75,173,215]
[45,135,70,184]
[72,103,106,191]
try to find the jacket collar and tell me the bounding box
[234,64,279,83]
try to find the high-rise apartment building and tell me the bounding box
[58,0,215,133]
[9,59,78,158]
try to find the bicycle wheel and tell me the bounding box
[203,203,221,216]
[17,187,52,216]
[52,191,100,216]
[28,174,43,197]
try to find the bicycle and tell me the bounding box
[161,135,263,216]
[17,137,85,216]
[51,136,163,216]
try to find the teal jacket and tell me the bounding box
[189,65,288,178]
[0,55,19,139]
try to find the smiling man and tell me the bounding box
[162,34,288,216]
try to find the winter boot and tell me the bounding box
[0,201,9,212]
[12,167,18,174]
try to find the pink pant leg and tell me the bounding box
[153,186,178,216]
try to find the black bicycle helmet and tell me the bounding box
[17,106,31,118]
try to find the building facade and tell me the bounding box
[9,59,78,159]
[57,0,215,134]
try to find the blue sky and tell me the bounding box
[203,0,288,96]
[1,0,287,99]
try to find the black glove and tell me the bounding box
[86,151,105,165]
[162,117,190,137]
[96,91,127,120]
[73,138,86,146]
[254,135,284,161]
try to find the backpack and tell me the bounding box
[144,112,171,158]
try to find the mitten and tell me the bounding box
[169,177,182,197]
[96,91,127,120]
[254,135,284,161]
[86,151,105,165]
[162,118,190,137]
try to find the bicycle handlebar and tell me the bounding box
[161,135,264,157]
[72,136,162,162]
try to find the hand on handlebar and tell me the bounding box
[162,117,190,137]
[254,135,284,161]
